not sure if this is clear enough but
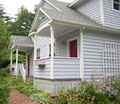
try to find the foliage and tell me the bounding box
[10,77,52,104]
[30,92,52,104]
[58,78,120,104]
[0,70,11,104]
[0,18,10,69]
[10,6,35,36]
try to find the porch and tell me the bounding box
[10,35,34,81]
[33,21,85,80]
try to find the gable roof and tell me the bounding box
[41,0,101,27]
[10,35,34,47]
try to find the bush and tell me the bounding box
[58,78,120,104]
[0,72,10,104]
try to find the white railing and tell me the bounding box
[18,64,26,82]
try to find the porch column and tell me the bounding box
[50,25,54,79]
[80,28,84,79]
[34,35,37,60]
[16,48,18,78]
[10,50,13,75]
[33,35,37,77]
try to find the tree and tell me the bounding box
[0,18,9,68]
[10,6,35,36]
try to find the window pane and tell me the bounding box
[114,3,119,10]
[114,0,119,2]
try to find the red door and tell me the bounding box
[27,55,30,76]
[69,39,77,57]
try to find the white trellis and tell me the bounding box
[103,42,120,79]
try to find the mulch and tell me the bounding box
[9,90,39,104]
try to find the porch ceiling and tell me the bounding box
[37,23,76,38]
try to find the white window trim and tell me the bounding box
[112,0,120,12]
[67,36,79,58]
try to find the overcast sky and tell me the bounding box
[0,0,74,17]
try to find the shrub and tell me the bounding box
[58,78,120,104]
[0,72,10,104]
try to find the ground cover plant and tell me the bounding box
[58,77,120,104]
[9,77,52,104]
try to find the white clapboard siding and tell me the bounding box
[83,30,120,79]
[103,0,120,29]
[34,58,51,78]
[53,57,80,79]
[76,0,101,23]
[56,29,79,57]
[36,36,50,58]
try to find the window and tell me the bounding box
[37,48,40,59]
[49,43,55,57]
[113,0,120,11]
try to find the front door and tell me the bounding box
[27,55,30,76]
[69,39,77,57]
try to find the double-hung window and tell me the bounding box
[49,43,55,57]
[36,48,40,59]
[113,0,120,11]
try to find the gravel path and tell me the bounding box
[9,90,38,104]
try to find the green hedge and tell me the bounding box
[0,73,10,104]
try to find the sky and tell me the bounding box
[0,0,74,17]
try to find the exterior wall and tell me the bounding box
[83,29,120,79]
[54,57,80,79]
[103,0,120,29]
[34,78,80,96]
[76,0,101,24]
[34,58,51,78]
[56,29,80,57]
[36,36,50,58]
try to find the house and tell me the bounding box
[10,0,120,95]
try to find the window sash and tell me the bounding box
[37,48,40,59]
[113,0,120,10]
[49,43,55,57]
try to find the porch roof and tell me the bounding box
[10,35,34,51]
[41,0,100,28]
[38,0,120,35]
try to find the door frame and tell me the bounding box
[27,55,30,76]
[67,36,79,57]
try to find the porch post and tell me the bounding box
[50,25,54,79]
[16,48,18,78]
[10,50,13,75]
[34,35,37,60]
[80,28,84,79]
[33,35,37,77]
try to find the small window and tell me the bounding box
[49,43,55,57]
[113,0,120,11]
[37,48,40,59]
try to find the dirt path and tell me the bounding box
[9,90,39,104]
